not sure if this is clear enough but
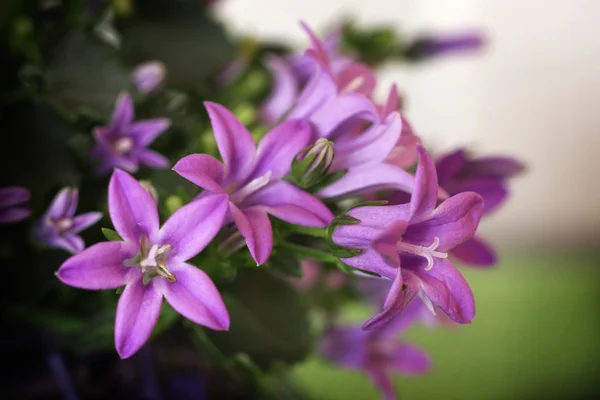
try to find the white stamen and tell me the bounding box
[230,171,273,204]
[55,218,73,232]
[396,237,447,271]
[340,76,365,94]
[113,137,134,154]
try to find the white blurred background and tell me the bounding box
[215,0,600,249]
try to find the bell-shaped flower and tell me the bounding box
[56,170,230,359]
[0,186,31,224]
[173,102,333,265]
[90,92,171,174]
[34,187,102,254]
[332,146,484,329]
[434,148,524,266]
[320,301,431,400]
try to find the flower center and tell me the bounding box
[113,137,135,155]
[53,217,73,233]
[396,237,448,271]
[229,171,273,204]
[125,235,176,284]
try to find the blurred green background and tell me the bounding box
[293,250,600,400]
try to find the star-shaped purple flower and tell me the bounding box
[0,186,31,224]
[435,148,524,266]
[332,146,484,329]
[90,92,171,174]
[320,301,431,400]
[34,187,102,254]
[174,102,334,265]
[57,170,230,359]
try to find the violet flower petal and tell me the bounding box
[252,119,312,180]
[0,208,31,223]
[414,259,475,323]
[363,268,418,330]
[333,112,402,171]
[69,212,103,234]
[161,262,230,330]
[137,150,170,169]
[467,156,525,179]
[246,181,333,227]
[159,194,229,262]
[409,146,439,223]
[318,163,415,199]
[287,66,338,120]
[389,343,431,375]
[450,236,497,266]
[56,241,133,289]
[115,278,163,359]
[129,119,171,147]
[110,92,134,130]
[47,188,78,219]
[204,102,256,183]
[229,204,272,265]
[405,191,484,252]
[450,178,508,215]
[378,84,400,119]
[366,367,397,400]
[109,169,160,243]
[261,55,299,125]
[0,187,30,207]
[172,154,226,194]
[435,149,466,186]
[46,234,85,254]
[309,92,379,139]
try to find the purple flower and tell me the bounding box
[405,31,485,61]
[434,148,524,266]
[0,186,31,224]
[320,301,431,400]
[34,187,102,254]
[173,102,333,265]
[56,170,230,359]
[332,146,484,329]
[90,92,170,174]
[132,61,166,94]
[261,24,421,200]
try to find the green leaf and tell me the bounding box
[120,0,235,92]
[207,270,313,368]
[101,227,122,241]
[44,30,131,118]
[268,247,303,278]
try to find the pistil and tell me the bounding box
[396,237,447,271]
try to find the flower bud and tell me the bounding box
[132,61,166,93]
[291,138,335,188]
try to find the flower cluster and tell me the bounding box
[4,18,522,400]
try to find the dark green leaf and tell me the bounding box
[207,270,313,368]
[120,0,235,92]
[101,227,122,241]
[44,30,131,118]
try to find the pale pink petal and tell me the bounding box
[261,55,299,125]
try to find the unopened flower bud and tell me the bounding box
[132,61,166,93]
[291,138,335,188]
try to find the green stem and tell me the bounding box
[281,243,338,263]
[288,225,328,238]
